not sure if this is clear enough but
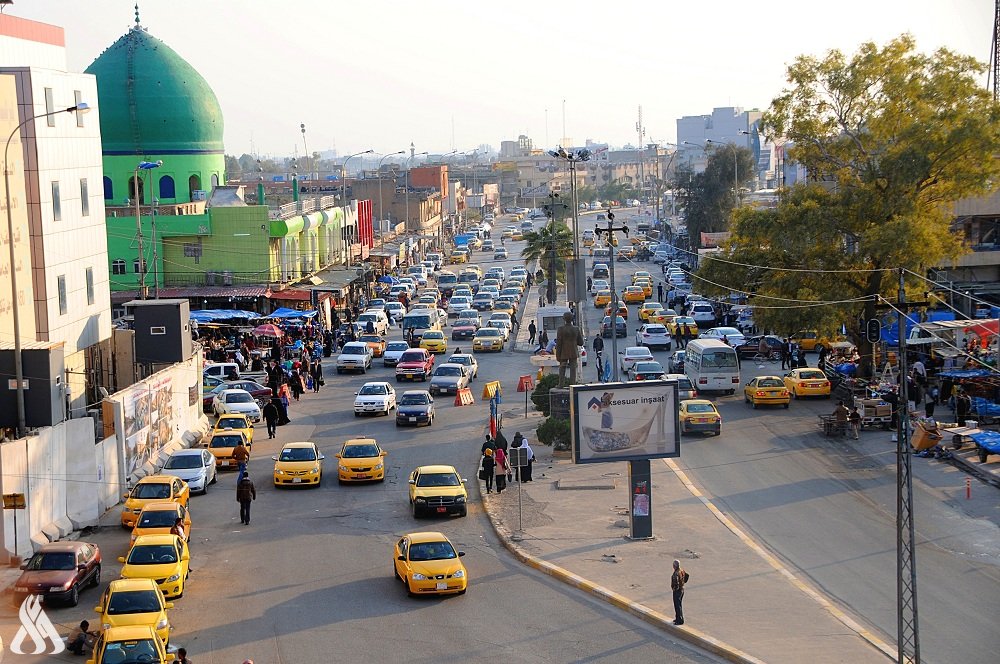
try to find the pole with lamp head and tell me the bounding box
[548,146,591,335]
[340,149,373,265]
[3,101,90,443]
[300,123,312,182]
[404,150,428,232]
[377,150,405,251]
[133,160,162,300]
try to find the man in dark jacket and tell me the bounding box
[262,400,279,439]
[237,474,257,525]
[232,439,251,482]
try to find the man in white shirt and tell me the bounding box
[911,358,927,385]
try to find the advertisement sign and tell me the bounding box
[123,376,174,476]
[570,381,680,464]
[699,231,731,248]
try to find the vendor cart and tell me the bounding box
[853,396,893,429]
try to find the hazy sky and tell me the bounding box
[10,0,994,158]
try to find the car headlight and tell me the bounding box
[309,467,319,474]
[339,465,349,472]
[412,573,428,580]
[102,623,112,630]
[165,573,181,583]
[455,495,466,503]
[275,469,285,475]
[374,463,383,470]
[453,570,465,578]
[155,618,168,630]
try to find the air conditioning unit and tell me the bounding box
[205,271,217,286]
[192,190,207,201]
[222,270,233,286]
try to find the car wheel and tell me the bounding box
[67,583,79,607]
[412,502,421,519]
[393,563,400,580]
[354,412,361,417]
[336,368,343,375]
[783,403,789,409]
[90,564,102,588]
[791,390,797,399]
[405,578,416,597]
[752,401,759,409]
[459,506,468,517]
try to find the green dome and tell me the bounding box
[85,25,224,155]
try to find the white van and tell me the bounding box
[357,310,389,336]
[402,310,442,343]
[684,339,740,394]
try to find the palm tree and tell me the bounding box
[521,222,573,304]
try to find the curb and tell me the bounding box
[947,450,1000,489]
[480,493,765,664]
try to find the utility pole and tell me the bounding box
[594,212,629,382]
[542,192,568,306]
[636,106,645,207]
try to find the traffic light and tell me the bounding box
[865,319,881,343]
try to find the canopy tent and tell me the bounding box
[189,309,260,323]
[266,307,318,319]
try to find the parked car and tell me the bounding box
[12,541,102,607]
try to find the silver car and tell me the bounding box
[162,448,217,494]
[429,363,471,396]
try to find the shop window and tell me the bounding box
[112,259,126,275]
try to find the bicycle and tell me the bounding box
[751,351,779,363]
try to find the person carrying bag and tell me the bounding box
[479,449,496,494]
[494,447,509,493]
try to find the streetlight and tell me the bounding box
[548,146,591,333]
[378,150,405,247]
[404,150,429,230]
[341,148,373,204]
[300,123,312,182]
[3,101,90,439]
[133,160,162,300]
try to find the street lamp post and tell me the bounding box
[300,123,312,182]
[3,101,90,439]
[132,160,162,300]
[377,151,406,250]
[341,149,373,204]
[404,151,428,263]
[548,147,591,334]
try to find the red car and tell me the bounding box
[395,349,435,382]
[451,324,477,341]
[203,380,272,411]
[12,541,102,607]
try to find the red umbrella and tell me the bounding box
[253,324,283,338]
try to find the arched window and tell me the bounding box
[129,176,145,203]
[111,259,126,275]
[159,175,176,199]
[103,176,113,200]
[210,173,219,188]
[188,175,201,197]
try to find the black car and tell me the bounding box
[601,315,627,338]
[734,335,784,358]
[668,350,686,373]
[451,324,477,340]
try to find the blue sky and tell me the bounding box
[11,0,994,158]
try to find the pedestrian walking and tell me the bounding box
[176,647,191,664]
[310,361,323,393]
[671,559,688,625]
[657,283,664,302]
[276,381,291,424]
[479,448,496,494]
[481,434,497,456]
[673,325,683,350]
[527,320,537,345]
[780,338,792,370]
[494,447,509,493]
[848,406,861,440]
[232,439,250,481]
[236,473,256,525]
[263,399,279,438]
[520,434,535,482]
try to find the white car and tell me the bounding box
[383,340,412,367]
[212,389,262,421]
[494,249,508,260]
[635,324,672,350]
[337,341,374,374]
[510,267,528,278]
[354,382,397,417]
[486,318,512,340]
[618,346,655,375]
[457,309,482,328]
[356,311,388,336]
[161,448,217,494]
[385,301,406,321]
[701,327,746,347]
[447,353,479,380]
[447,296,472,316]
[591,279,610,294]
[653,251,671,264]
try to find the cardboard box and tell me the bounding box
[911,422,943,451]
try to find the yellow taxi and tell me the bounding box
[206,429,250,471]
[213,413,255,446]
[118,534,190,600]
[679,399,722,436]
[359,334,386,357]
[744,376,791,409]
[783,368,832,398]
[473,327,505,352]
[667,316,699,337]
[130,501,191,547]
[638,302,664,321]
[622,285,646,304]
[511,230,524,241]
[449,250,467,264]
[120,475,190,529]
[272,441,325,487]
[393,531,468,596]
[634,279,653,299]
[632,270,653,284]
[604,303,629,320]
[582,235,595,247]
[408,464,468,517]
[789,329,844,352]
[87,625,171,664]
[594,290,612,307]
[493,300,515,316]
[336,438,387,483]
[618,245,637,259]
[648,310,677,326]
[419,330,448,354]
[92,579,173,648]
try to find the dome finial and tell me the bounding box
[134,3,140,27]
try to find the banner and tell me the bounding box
[699,231,731,248]
[570,381,680,464]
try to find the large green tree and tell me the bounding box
[522,222,573,304]
[673,146,754,250]
[698,35,1000,375]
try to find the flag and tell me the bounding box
[489,396,498,438]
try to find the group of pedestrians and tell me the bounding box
[479,431,534,494]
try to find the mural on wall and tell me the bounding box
[123,376,174,476]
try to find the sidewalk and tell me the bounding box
[482,410,893,664]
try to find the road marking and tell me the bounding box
[663,458,896,661]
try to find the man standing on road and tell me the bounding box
[263,399,279,438]
[671,559,688,625]
[657,283,664,303]
[528,320,537,345]
[237,473,257,525]
[233,439,250,482]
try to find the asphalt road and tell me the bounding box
[592,253,1000,664]
[0,222,719,664]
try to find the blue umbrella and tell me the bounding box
[378,275,397,284]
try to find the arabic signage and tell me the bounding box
[569,381,680,464]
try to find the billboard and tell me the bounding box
[570,381,680,464]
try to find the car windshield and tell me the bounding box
[127,544,178,565]
[703,351,738,369]
[360,335,381,343]
[449,356,471,365]
[713,328,742,336]
[676,378,694,390]
[138,510,177,528]
[209,435,242,449]
[416,472,460,487]
[343,444,380,458]
[758,378,784,388]
[106,590,161,615]
[477,329,500,337]
[216,417,246,430]
[687,403,717,414]
[359,384,388,395]
[101,638,160,663]
[635,362,663,372]
[386,342,409,352]
[163,454,201,470]
[225,392,253,403]
[132,483,171,499]
[400,393,430,405]
[408,541,458,561]
[279,447,317,462]
[646,326,667,334]
[400,351,427,363]
[424,332,443,340]
[403,315,433,329]
[26,552,75,571]
[798,370,826,380]
[342,345,367,356]
[435,366,462,376]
